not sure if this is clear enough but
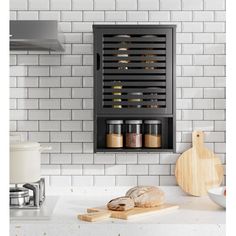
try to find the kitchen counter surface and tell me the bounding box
[10,186,225,236]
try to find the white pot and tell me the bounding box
[10,142,51,184]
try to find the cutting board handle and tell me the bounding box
[192,130,204,148]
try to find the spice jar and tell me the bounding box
[128,92,143,108]
[125,120,142,148]
[106,120,123,148]
[112,82,122,108]
[144,120,161,148]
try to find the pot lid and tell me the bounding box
[10,141,40,151]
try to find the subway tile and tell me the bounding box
[176,121,192,131]
[215,99,226,109]
[50,88,71,98]
[61,77,83,87]
[28,88,49,98]
[61,143,83,153]
[72,110,93,120]
[72,66,93,76]
[94,0,115,10]
[72,154,93,164]
[58,22,72,32]
[138,176,159,186]
[17,77,38,87]
[127,165,148,175]
[41,154,50,164]
[50,110,71,120]
[72,176,93,186]
[10,0,27,10]
[193,11,214,21]
[160,176,177,185]
[72,131,93,142]
[160,154,179,164]
[176,55,192,65]
[83,55,93,66]
[116,176,137,186]
[18,11,39,20]
[176,77,192,87]
[17,55,38,66]
[204,88,225,98]
[215,55,226,66]
[64,33,82,43]
[193,99,214,109]
[10,88,27,98]
[204,110,225,120]
[61,165,82,175]
[83,165,104,175]
[176,33,192,43]
[182,0,203,10]
[215,11,226,21]
[182,44,203,54]
[83,77,93,87]
[182,22,203,32]
[83,33,93,43]
[61,121,82,131]
[215,121,225,131]
[61,11,82,21]
[72,0,93,10]
[193,55,214,65]
[51,0,71,10]
[204,0,225,10]
[39,77,60,87]
[176,99,192,109]
[28,0,49,10]
[204,66,225,76]
[182,66,203,76]
[204,22,225,33]
[215,33,226,43]
[72,44,93,54]
[10,66,27,76]
[28,66,49,76]
[105,165,126,175]
[182,110,203,120]
[193,77,214,87]
[18,121,38,131]
[160,0,181,10]
[105,11,126,21]
[72,88,93,98]
[10,99,17,109]
[149,165,170,175]
[94,154,115,164]
[94,176,115,186]
[204,44,225,54]
[61,99,83,109]
[28,110,49,120]
[50,66,71,76]
[84,11,105,21]
[51,132,71,142]
[215,77,226,88]
[17,99,38,109]
[10,11,16,20]
[50,176,71,186]
[41,165,60,176]
[83,121,93,131]
[39,121,60,131]
[39,99,60,109]
[61,55,82,65]
[29,132,49,142]
[127,11,148,21]
[72,22,93,32]
[116,154,138,164]
[138,0,159,10]
[116,0,137,10]
[204,132,225,142]
[171,11,192,21]
[39,55,60,65]
[149,11,170,21]
[193,121,214,131]
[39,11,60,20]
[182,88,203,98]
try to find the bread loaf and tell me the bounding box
[126,186,165,208]
[107,196,135,211]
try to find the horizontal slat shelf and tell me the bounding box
[103,36,166,42]
[104,81,166,87]
[104,43,166,48]
[104,62,166,67]
[103,75,166,81]
[104,49,166,55]
[103,88,166,93]
[104,56,166,61]
[104,94,166,99]
[103,101,166,106]
[103,69,166,74]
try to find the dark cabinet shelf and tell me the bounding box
[93,25,176,153]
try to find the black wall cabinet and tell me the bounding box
[93,25,176,153]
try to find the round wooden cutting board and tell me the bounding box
[175,130,224,196]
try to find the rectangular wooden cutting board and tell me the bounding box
[85,203,179,220]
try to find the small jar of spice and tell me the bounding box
[106,120,123,148]
[144,120,161,148]
[125,120,142,148]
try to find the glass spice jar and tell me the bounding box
[144,120,162,148]
[125,120,142,148]
[106,120,123,148]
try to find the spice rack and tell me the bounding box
[93,25,176,153]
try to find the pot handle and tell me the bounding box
[39,146,52,152]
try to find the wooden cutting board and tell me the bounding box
[78,203,179,222]
[175,130,224,196]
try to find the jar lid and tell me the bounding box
[144,120,161,124]
[10,141,40,151]
[125,120,142,124]
[106,120,123,124]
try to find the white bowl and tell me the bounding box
[207,186,226,208]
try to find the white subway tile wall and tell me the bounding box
[10,0,226,187]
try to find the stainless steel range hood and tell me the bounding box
[10,20,64,51]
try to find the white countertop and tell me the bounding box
[10,186,225,236]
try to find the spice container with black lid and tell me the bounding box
[125,120,142,148]
[106,120,123,148]
[144,120,161,148]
